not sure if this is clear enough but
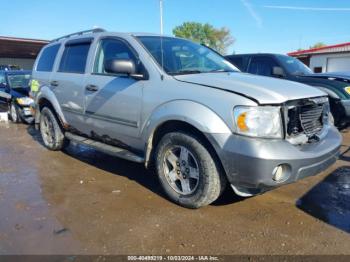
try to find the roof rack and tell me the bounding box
[51,28,106,42]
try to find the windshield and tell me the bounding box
[137,36,239,75]
[7,74,31,89]
[276,55,312,76]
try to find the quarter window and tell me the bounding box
[36,44,60,72]
[94,38,137,74]
[59,43,91,73]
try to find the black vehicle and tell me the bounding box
[0,65,22,71]
[0,70,34,123]
[225,53,350,127]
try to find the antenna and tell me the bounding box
[159,0,164,75]
[160,0,164,35]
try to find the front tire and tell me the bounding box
[40,107,68,151]
[155,132,226,208]
[9,102,22,123]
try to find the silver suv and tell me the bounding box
[32,29,342,208]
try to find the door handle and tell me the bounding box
[86,84,98,92]
[50,81,59,87]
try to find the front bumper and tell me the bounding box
[209,126,342,195]
[18,105,34,123]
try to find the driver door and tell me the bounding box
[83,37,143,148]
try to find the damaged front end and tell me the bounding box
[283,96,331,145]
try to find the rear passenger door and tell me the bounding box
[248,56,279,77]
[51,38,92,132]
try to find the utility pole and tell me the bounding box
[160,0,164,35]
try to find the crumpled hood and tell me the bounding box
[174,72,326,104]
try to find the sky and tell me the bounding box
[1,0,350,54]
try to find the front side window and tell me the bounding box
[59,43,91,73]
[276,55,312,76]
[36,44,60,72]
[137,36,238,75]
[248,57,279,77]
[7,73,31,89]
[94,38,137,74]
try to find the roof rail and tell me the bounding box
[51,28,106,42]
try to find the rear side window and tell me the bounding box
[36,44,60,72]
[59,43,91,73]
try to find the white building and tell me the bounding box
[288,42,350,73]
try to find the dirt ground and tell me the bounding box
[0,121,349,255]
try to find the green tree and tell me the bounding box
[309,42,326,49]
[173,22,235,55]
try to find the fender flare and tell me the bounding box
[35,86,67,126]
[141,100,231,165]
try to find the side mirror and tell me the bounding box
[105,59,136,75]
[104,59,147,80]
[272,66,285,77]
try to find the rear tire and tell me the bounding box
[40,107,68,151]
[155,132,226,209]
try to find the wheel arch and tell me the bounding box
[145,120,228,179]
[35,86,67,129]
[142,101,231,175]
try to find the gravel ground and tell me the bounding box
[0,121,349,255]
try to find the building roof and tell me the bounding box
[0,36,49,43]
[0,36,49,59]
[288,42,350,57]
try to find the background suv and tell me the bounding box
[225,53,350,127]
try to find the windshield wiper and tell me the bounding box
[206,69,234,73]
[169,70,202,75]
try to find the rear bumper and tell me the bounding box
[209,126,342,194]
